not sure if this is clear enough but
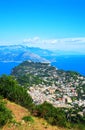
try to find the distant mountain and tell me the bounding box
[0,45,50,63]
[0,45,65,63]
[0,44,83,64]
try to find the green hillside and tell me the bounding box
[0,61,85,130]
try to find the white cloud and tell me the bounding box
[33,36,40,41]
[23,38,32,43]
[1,36,85,53]
[23,37,85,51]
[23,37,85,44]
[63,37,85,43]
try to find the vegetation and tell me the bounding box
[17,74,43,87]
[0,97,12,127]
[11,61,83,89]
[0,60,85,129]
[11,61,57,86]
[32,101,68,127]
[22,116,34,123]
[31,101,85,129]
[0,75,33,109]
[3,100,66,130]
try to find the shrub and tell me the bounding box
[0,75,33,109]
[0,99,12,127]
[32,101,68,127]
[22,116,34,123]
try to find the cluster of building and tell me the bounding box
[27,82,85,108]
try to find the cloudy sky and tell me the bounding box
[0,0,85,52]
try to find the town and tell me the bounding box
[12,61,85,115]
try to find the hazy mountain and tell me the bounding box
[0,45,50,63]
[0,44,83,63]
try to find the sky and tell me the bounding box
[0,0,85,52]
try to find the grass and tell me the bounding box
[2,99,66,130]
[1,99,85,130]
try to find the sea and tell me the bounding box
[0,55,85,76]
[51,55,85,76]
[0,62,20,75]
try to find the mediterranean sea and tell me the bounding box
[0,55,85,76]
[0,62,19,75]
[51,55,85,76]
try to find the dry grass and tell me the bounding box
[2,100,66,130]
[5,100,29,122]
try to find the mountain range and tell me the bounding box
[0,45,55,63]
[0,45,82,63]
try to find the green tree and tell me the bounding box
[0,97,12,127]
[0,75,33,109]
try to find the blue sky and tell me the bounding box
[0,0,85,52]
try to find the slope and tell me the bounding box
[2,100,66,130]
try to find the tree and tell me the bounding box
[0,75,33,109]
[0,97,12,127]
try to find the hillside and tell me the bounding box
[11,61,85,107]
[2,100,66,130]
[0,67,85,130]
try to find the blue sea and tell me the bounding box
[0,62,19,75]
[0,55,85,76]
[51,55,85,76]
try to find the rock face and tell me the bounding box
[11,61,85,108]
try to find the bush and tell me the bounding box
[22,116,34,123]
[32,101,68,127]
[0,75,33,109]
[0,99,12,127]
